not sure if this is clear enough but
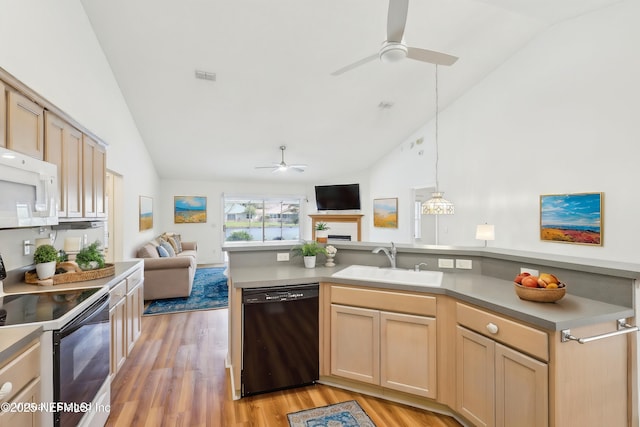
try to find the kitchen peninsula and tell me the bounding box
[224,241,639,427]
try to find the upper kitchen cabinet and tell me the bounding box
[44,112,83,218]
[82,134,106,218]
[0,82,6,148]
[7,90,44,160]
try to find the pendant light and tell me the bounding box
[422,65,455,215]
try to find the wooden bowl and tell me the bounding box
[514,282,566,303]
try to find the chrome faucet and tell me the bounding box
[414,262,428,272]
[372,242,397,269]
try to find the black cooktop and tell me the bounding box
[0,288,101,326]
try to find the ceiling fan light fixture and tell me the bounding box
[379,41,407,63]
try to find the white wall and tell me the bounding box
[0,0,160,268]
[369,1,640,263]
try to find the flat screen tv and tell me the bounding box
[315,184,361,211]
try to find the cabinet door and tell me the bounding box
[82,135,106,218]
[7,91,44,159]
[330,304,380,385]
[126,283,143,355]
[457,326,495,427]
[66,126,83,217]
[0,378,41,427]
[0,82,5,148]
[44,112,66,216]
[380,311,437,398]
[495,343,548,427]
[109,297,127,376]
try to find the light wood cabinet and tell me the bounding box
[0,82,5,148]
[126,268,144,355]
[328,284,438,398]
[110,265,144,378]
[6,90,44,159]
[456,303,548,427]
[82,134,106,218]
[109,280,127,377]
[0,341,41,427]
[44,112,83,218]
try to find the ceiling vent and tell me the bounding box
[195,70,216,81]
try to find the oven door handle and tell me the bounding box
[59,294,109,337]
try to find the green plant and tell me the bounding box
[227,231,253,241]
[75,241,105,270]
[292,241,327,257]
[315,222,330,231]
[33,244,58,264]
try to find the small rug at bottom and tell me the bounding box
[287,400,376,427]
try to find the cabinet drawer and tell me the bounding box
[331,285,436,316]
[126,267,143,292]
[0,342,40,404]
[456,303,548,362]
[109,279,127,307]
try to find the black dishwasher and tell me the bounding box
[242,283,319,397]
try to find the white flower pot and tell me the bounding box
[303,256,316,269]
[36,261,57,279]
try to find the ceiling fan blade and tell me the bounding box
[387,0,408,43]
[255,165,279,169]
[407,47,458,66]
[331,53,378,76]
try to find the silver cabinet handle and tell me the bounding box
[486,323,499,334]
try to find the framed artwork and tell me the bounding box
[540,192,603,246]
[139,196,153,231]
[373,198,398,228]
[174,196,207,223]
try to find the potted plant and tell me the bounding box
[33,244,59,279]
[292,241,327,268]
[75,241,106,271]
[315,222,330,243]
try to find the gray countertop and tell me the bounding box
[0,324,42,366]
[229,264,634,331]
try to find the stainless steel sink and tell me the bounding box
[331,265,443,287]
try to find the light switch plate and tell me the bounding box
[456,259,473,269]
[277,252,290,262]
[438,259,454,268]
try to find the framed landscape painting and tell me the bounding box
[174,196,207,223]
[540,192,603,246]
[373,198,398,228]
[139,196,153,231]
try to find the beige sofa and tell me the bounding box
[136,237,198,300]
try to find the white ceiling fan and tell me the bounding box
[255,145,307,173]
[331,0,458,76]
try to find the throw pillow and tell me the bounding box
[172,234,183,252]
[160,240,176,257]
[157,245,170,257]
[168,237,180,254]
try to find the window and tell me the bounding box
[414,201,422,240]
[223,196,301,242]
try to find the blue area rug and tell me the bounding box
[143,267,228,315]
[287,400,376,427]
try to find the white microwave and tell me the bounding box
[0,147,58,228]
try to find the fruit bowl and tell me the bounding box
[514,282,566,303]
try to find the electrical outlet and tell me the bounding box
[456,259,473,269]
[438,259,454,268]
[277,252,290,262]
[23,240,31,255]
[520,267,539,276]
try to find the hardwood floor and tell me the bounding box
[106,309,462,427]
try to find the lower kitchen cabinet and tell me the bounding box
[329,284,438,399]
[456,326,548,427]
[0,340,41,427]
[110,264,144,377]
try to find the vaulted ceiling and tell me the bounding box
[80,0,622,182]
